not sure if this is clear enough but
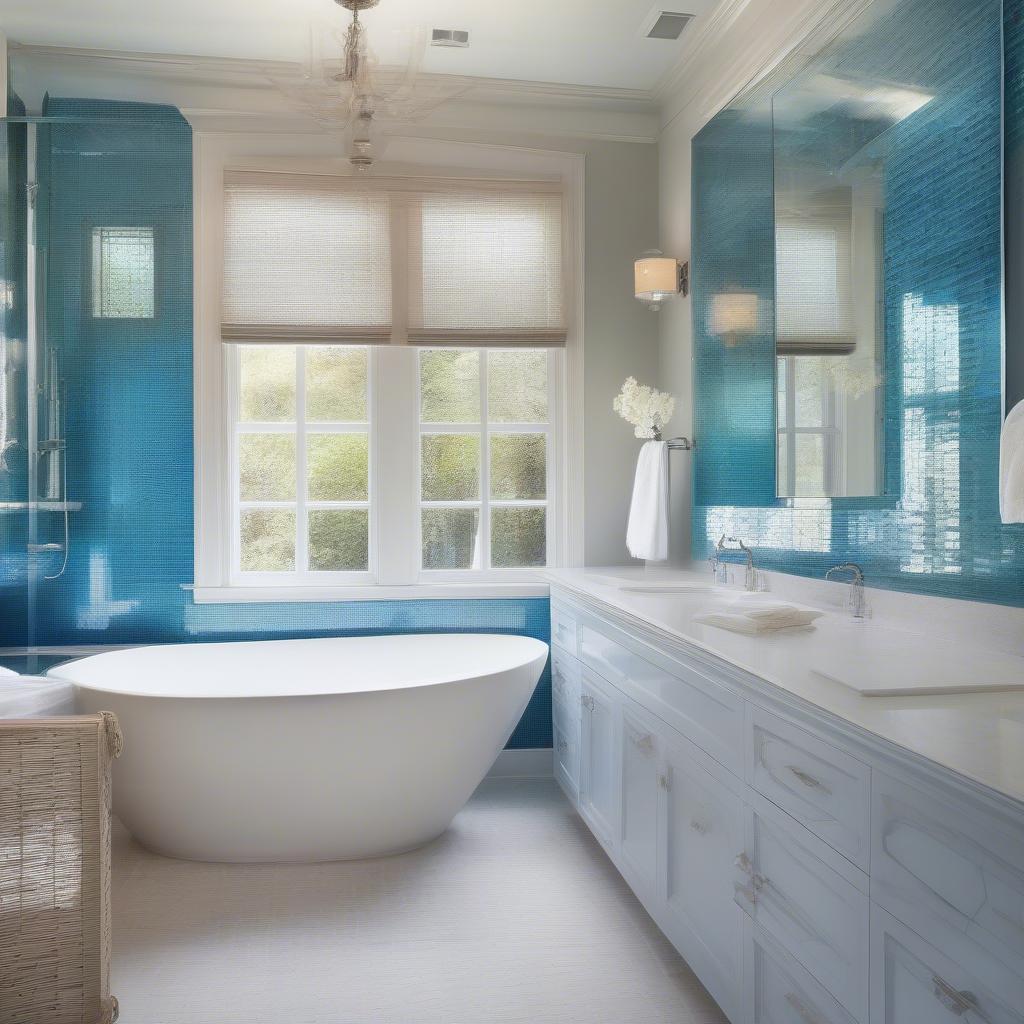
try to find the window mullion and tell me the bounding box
[546,348,557,566]
[479,351,490,572]
[375,345,419,584]
[228,344,241,583]
[295,348,309,573]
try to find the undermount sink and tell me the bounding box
[581,573,713,594]
[810,623,1024,697]
[618,583,714,595]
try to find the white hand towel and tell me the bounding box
[626,440,670,561]
[1001,400,1024,523]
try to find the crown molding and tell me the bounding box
[8,42,659,142]
[654,0,865,135]
[652,0,756,104]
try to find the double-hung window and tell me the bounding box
[216,171,568,591]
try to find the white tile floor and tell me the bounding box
[111,778,728,1024]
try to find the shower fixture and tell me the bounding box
[30,346,70,579]
[38,347,64,503]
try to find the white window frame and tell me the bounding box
[416,347,562,583]
[776,354,846,498]
[227,345,375,587]
[190,135,584,603]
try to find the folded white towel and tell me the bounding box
[694,601,823,636]
[0,676,76,717]
[626,440,670,562]
[692,610,819,634]
[1001,400,1024,523]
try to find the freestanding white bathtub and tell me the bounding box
[51,633,548,863]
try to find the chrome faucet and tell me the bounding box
[714,535,757,592]
[825,563,866,619]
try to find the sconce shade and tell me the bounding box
[634,255,680,304]
[710,292,759,336]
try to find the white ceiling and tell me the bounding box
[1,0,714,92]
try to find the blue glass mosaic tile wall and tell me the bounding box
[0,94,29,648]
[13,98,550,749]
[691,0,1024,605]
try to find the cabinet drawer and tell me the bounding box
[744,918,856,1024]
[746,707,870,869]
[551,605,579,657]
[872,770,1024,975]
[871,903,1024,1024]
[551,649,582,716]
[581,625,744,776]
[737,796,868,1022]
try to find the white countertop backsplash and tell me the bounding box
[546,565,1024,807]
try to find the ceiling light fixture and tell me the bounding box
[269,0,468,172]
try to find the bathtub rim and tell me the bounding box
[48,632,550,701]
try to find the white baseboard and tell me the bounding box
[486,748,553,779]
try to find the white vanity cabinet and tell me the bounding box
[550,590,1024,1024]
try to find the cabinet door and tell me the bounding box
[578,672,619,853]
[744,918,856,1024]
[618,701,661,899]
[553,698,580,802]
[872,770,1024,976]
[737,798,869,1022]
[871,904,1024,1024]
[659,732,745,1023]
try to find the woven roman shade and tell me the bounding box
[221,171,566,346]
[0,714,123,1024]
[775,216,856,356]
[223,174,392,343]
[407,190,565,345]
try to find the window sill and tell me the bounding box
[185,582,551,604]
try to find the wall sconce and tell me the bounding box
[634,251,688,310]
[710,291,759,346]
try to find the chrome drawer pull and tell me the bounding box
[787,765,831,795]
[735,852,754,877]
[628,731,654,754]
[932,976,982,1018]
[733,852,766,890]
[785,991,827,1024]
[735,883,758,906]
[581,695,595,712]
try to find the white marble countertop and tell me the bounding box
[546,567,1024,808]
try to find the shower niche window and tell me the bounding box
[90,226,155,319]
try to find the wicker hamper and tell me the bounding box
[0,714,122,1024]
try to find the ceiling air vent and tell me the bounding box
[645,11,694,40]
[431,28,470,48]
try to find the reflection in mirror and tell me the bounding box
[773,44,934,496]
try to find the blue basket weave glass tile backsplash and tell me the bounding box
[7,98,549,749]
[692,0,1024,605]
